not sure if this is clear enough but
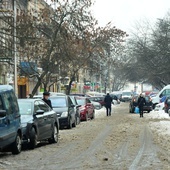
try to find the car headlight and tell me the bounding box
[61,111,68,117]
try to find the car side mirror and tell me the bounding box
[0,110,7,117]
[76,105,81,108]
[70,104,75,108]
[35,110,44,115]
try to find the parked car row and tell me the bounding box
[0,86,99,155]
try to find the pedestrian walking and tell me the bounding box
[104,93,113,116]
[137,93,146,118]
[42,91,52,109]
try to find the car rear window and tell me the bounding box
[50,97,67,107]
[76,98,86,105]
[18,101,32,115]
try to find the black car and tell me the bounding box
[18,99,59,149]
[129,95,153,113]
[50,96,76,129]
[69,95,81,125]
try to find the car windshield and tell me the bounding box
[145,96,150,102]
[122,92,131,96]
[76,98,86,105]
[18,101,32,115]
[50,97,67,107]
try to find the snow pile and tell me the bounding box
[146,109,170,138]
[145,110,170,119]
[149,121,170,136]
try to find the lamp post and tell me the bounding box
[13,0,17,95]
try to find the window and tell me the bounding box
[18,102,32,115]
[38,100,50,112]
[68,97,73,107]
[0,95,4,110]
[161,89,170,97]
[86,99,91,104]
[34,101,40,113]
[2,92,13,115]
[50,97,67,107]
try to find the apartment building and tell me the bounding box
[0,0,51,97]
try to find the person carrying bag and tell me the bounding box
[137,93,146,118]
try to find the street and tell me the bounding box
[0,102,169,170]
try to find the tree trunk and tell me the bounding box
[31,71,46,96]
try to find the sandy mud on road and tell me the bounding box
[0,103,169,170]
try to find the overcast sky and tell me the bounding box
[91,0,170,32]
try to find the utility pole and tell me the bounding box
[13,0,18,96]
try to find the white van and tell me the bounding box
[121,90,132,102]
[152,84,170,108]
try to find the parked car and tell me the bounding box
[111,91,122,101]
[110,94,120,104]
[69,95,81,125]
[90,100,102,110]
[164,96,170,113]
[50,96,76,129]
[152,84,170,109]
[0,85,22,154]
[154,102,165,112]
[129,95,153,113]
[121,91,132,102]
[88,96,105,106]
[18,99,59,149]
[75,97,95,121]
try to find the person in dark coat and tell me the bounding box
[104,93,113,116]
[42,91,52,109]
[137,93,146,117]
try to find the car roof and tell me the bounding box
[50,95,67,98]
[0,85,13,92]
[75,96,87,99]
[18,98,42,102]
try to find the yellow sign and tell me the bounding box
[18,77,28,85]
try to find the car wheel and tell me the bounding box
[85,113,88,121]
[49,124,58,143]
[29,128,37,149]
[76,116,80,125]
[68,118,72,129]
[147,110,150,113]
[12,132,22,154]
[91,111,95,119]
[72,117,76,128]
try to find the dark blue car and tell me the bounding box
[0,85,22,154]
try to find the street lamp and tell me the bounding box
[13,0,17,95]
